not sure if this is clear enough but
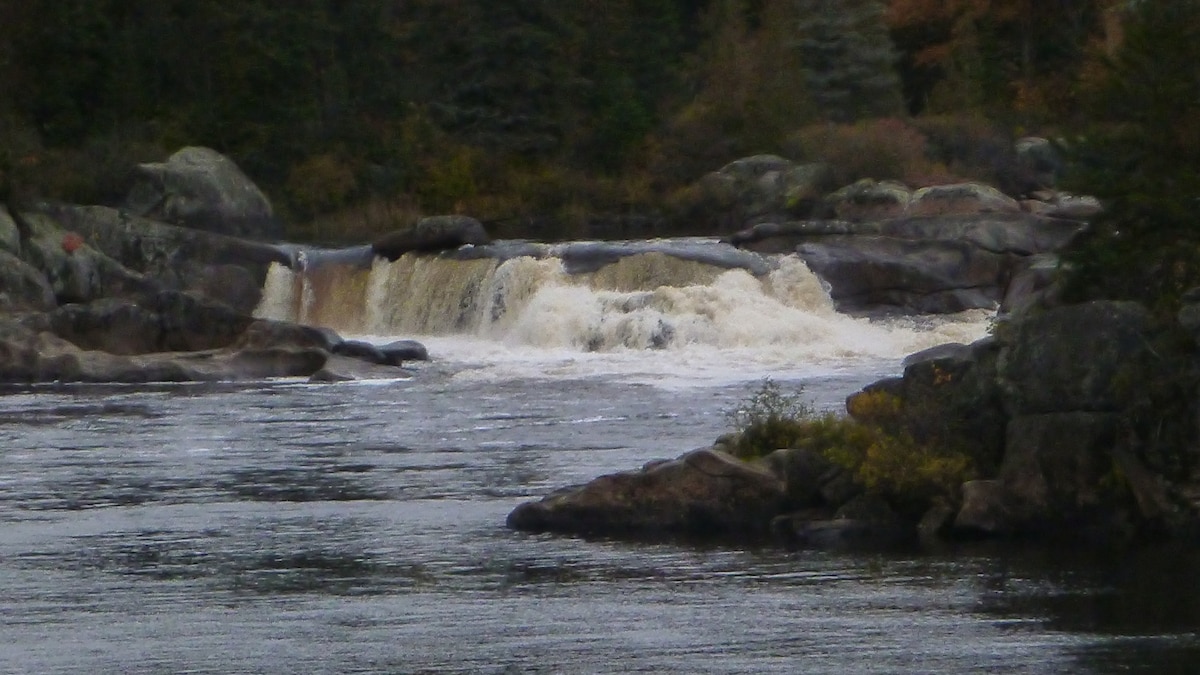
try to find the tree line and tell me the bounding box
[0,0,1168,243]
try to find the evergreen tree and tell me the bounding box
[1061,0,1200,312]
[794,0,903,122]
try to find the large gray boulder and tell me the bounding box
[34,204,290,313]
[673,156,834,230]
[825,179,911,221]
[507,448,787,537]
[125,146,281,240]
[372,215,491,261]
[0,250,55,312]
[796,237,1007,313]
[996,301,1158,415]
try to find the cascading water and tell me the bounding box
[254,240,991,385]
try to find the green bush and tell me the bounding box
[726,380,976,515]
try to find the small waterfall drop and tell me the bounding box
[254,242,991,367]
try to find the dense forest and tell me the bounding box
[0,0,1170,243]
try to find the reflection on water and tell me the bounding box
[1,375,1199,673]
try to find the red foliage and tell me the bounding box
[61,232,84,254]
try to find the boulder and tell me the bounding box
[16,210,151,304]
[906,182,1021,217]
[825,179,911,221]
[996,301,1158,415]
[796,236,1006,313]
[38,203,291,313]
[332,339,388,364]
[0,250,55,312]
[380,339,429,364]
[953,480,1017,536]
[47,291,254,355]
[897,338,1006,475]
[125,146,280,239]
[716,156,834,223]
[759,447,860,509]
[1000,253,1061,315]
[372,215,491,261]
[1015,137,1062,190]
[879,213,1082,255]
[1000,412,1122,522]
[725,219,871,254]
[506,448,787,537]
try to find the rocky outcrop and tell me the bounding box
[372,215,491,261]
[507,448,787,538]
[797,236,1007,314]
[670,155,835,230]
[855,300,1196,542]
[125,146,281,240]
[510,299,1198,549]
[731,211,1083,314]
[0,315,327,383]
[906,182,1021,217]
[37,203,290,313]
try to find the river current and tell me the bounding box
[3,245,1200,673]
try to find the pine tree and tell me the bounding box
[794,0,904,122]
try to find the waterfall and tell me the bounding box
[254,242,989,357]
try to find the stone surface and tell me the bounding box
[506,448,787,537]
[796,236,1006,313]
[125,146,280,239]
[759,447,860,509]
[38,203,290,313]
[825,179,911,221]
[996,301,1157,415]
[372,215,491,261]
[906,182,1021,217]
[0,250,55,312]
[954,480,1016,536]
[1000,412,1121,520]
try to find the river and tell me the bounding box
[2,243,1199,673]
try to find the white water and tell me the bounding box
[255,247,992,388]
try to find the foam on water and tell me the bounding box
[255,248,992,388]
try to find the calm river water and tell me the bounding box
[2,349,1199,674]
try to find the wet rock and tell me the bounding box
[332,339,388,364]
[506,448,786,538]
[372,215,491,261]
[380,339,429,364]
[39,203,290,313]
[771,515,914,549]
[953,480,1016,536]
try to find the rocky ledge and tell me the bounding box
[0,147,426,385]
[509,298,1200,549]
